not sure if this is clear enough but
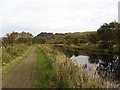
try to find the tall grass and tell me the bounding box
[34,44,116,88]
[41,45,101,88]
[2,44,30,65]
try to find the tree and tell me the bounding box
[97,22,120,50]
[19,32,33,38]
[87,32,98,43]
[33,36,46,44]
[2,32,33,47]
[2,32,19,47]
[72,36,80,45]
[64,35,72,45]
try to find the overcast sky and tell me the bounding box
[1,0,119,36]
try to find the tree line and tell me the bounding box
[2,22,120,51]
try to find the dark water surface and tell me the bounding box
[54,45,120,82]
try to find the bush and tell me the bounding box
[2,44,29,64]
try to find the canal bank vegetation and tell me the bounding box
[2,44,31,65]
[1,21,120,88]
[33,22,120,55]
[2,32,33,65]
[2,32,33,76]
[33,44,114,88]
[33,22,120,88]
[2,45,32,77]
[2,22,120,55]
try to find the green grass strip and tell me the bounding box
[33,48,54,88]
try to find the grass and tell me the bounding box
[2,44,30,64]
[2,45,33,77]
[32,47,54,88]
[33,44,116,88]
[48,51,101,88]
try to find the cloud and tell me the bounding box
[1,0,119,36]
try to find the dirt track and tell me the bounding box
[2,47,37,88]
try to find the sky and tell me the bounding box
[1,0,119,36]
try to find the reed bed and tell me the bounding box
[37,44,117,88]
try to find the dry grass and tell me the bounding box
[2,44,29,64]
[38,44,118,88]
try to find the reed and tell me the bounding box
[37,44,116,88]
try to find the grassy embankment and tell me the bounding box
[55,43,118,54]
[33,44,113,88]
[2,44,33,76]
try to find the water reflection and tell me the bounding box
[97,56,120,81]
[88,54,99,64]
[54,45,120,81]
[71,55,98,73]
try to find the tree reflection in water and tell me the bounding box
[96,55,120,81]
[88,52,120,81]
